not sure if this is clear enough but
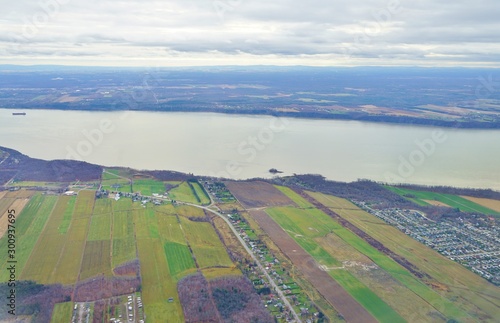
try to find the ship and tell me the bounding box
[12,112,26,116]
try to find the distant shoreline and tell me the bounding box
[2,106,500,129]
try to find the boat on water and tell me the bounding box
[12,112,26,116]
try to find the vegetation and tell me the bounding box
[168,182,201,204]
[267,206,405,322]
[132,178,166,196]
[50,302,73,323]
[164,241,196,279]
[274,185,314,208]
[386,186,500,215]
[180,217,233,269]
[308,191,498,321]
[0,194,58,282]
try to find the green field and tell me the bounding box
[58,196,76,234]
[266,207,405,322]
[101,170,132,193]
[21,195,76,283]
[174,204,206,219]
[188,181,211,205]
[0,194,58,282]
[386,186,500,215]
[112,208,136,268]
[132,179,166,196]
[168,182,200,204]
[164,241,196,278]
[157,215,186,244]
[136,235,184,321]
[308,191,498,322]
[87,214,111,241]
[50,302,73,323]
[274,185,314,208]
[80,240,112,280]
[92,198,112,215]
[180,217,233,269]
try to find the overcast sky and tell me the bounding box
[1,0,499,67]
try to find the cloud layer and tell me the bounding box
[1,0,499,66]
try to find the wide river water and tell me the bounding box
[1,109,499,190]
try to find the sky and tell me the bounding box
[1,0,499,67]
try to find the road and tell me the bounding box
[108,175,301,321]
[179,201,302,322]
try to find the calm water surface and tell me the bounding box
[1,109,499,190]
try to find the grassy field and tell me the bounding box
[266,206,405,322]
[188,181,211,205]
[87,214,111,241]
[157,215,186,244]
[58,196,76,234]
[0,194,57,282]
[308,191,500,322]
[112,208,136,268]
[136,236,184,322]
[164,241,196,279]
[50,302,73,323]
[461,196,500,213]
[21,195,75,283]
[92,198,113,215]
[180,217,233,269]
[386,186,500,215]
[174,204,206,219]
[274,185,314,208]
[132,179,166,196]
[79,240,112,280]
[202,267,241,281]
[47,192,95,285]
[168,182,200,204]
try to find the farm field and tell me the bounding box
[461,195,500,213]
[20,195,76,283]
[274,185,314,208]
[132,178,166,196]
[307,191,500,322]
[50,302,73,323]
[0,196,30,239]
[167,182,200,204]
[136,234,184,322]
[225,181,295,208]
[249,209,376,323]
[266,206,405,322]
[386,186,500,215]
[174,204,206,219]
[111,206,136,268]
[0,193,58,282]
[180,217,234,269]
[188,181,211,205]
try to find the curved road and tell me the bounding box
[180,201,302,323]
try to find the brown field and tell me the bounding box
[422,199,452,207]
[225,181,295,208]
[4,190,35,199]
[461,196,500,213]
[0,191,6,199]
[249,210,376,323]
[0,197,30,238]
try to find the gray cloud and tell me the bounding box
[0,0,498,66]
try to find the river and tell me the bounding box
[1,108,499,190]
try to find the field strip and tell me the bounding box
[300,190,474,320]
[461,196,500,213]
[179,202,302,322]
[0,198,29,239]
[248,209,376,323]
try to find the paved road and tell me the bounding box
[180,201,302,323]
